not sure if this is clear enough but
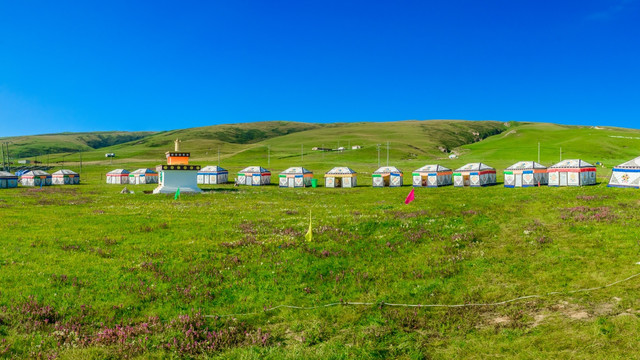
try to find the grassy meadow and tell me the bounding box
[2,120,640,358]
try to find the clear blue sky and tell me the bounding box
[1,1,639,136]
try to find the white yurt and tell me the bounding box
[237,166,271,186]
[52,169,80,185]
[453,163,496,187]
[20,170,52,187]
[548,159,596,187]
[0,171,19,189]
[197,166,229,185]
[504,161,548,188]
[608,156,640,188]
[324,167,357,188]
[106,169,130,184]
[279,167,313,188]
[412,165,452,187]
[128,168,159,184]
[372,166,403,187]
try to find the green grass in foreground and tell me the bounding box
[1,168,640,359]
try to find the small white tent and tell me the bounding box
[504,161,547,188]
[129,168,159,184]
[453,163,496,187]
[237,166,271,186]
[324,167,357,188]
[372,166,403,187]
[106,169,130,184]
[20,170,52,187]
[52,169,80,185]
[608,156,640,188]
[279,167,313,188]
[412,165,452,187]
[548,159,596,187]
[197,166,229,185]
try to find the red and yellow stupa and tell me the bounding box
[153,139,202,194]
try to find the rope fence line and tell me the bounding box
[205,270,640,318]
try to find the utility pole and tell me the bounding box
[538,142,540,163]
[79,152,83,174]
[386,141,389,166]
[0,143,4,171]
[217,147,220,166]
[377,144,381,167]
[301,144,303,163]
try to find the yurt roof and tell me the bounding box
[199,165,228,173]
[373,166,403,174]
[0,171,17,178]
[455,163,495,172]
[107,169,130,175]
[53,169,78,176]
[22,170,51,177]
[131,168,157,175]
[549,159,594,169]
[506,161,547,170]
[326,166,357,175]
[614,156,640,169]
[414,164,451,173]
[240,166,270,173]
[280,167,313,175]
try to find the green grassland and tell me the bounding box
[2,120,640,358]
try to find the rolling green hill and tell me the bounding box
[15,120,508,170]
[0,131,156,158]
[8,120,640,181]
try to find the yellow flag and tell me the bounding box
[305,210,312,242]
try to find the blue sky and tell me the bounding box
[1,0,639,136]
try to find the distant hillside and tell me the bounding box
[0,131,155,158]
[136,121,325,148]
[459,122,640,169]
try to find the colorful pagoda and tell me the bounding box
[153,139,202,194]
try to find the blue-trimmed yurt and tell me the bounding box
[504,161,548,188]
[372,166,403,187]
[197,166,228,185]
[412,165,452,187]
[237,166,271,186]
[453,163,496,187]
[608,156,640,188]
[0,171,19,189]
[52,169,80,185]
[129,168,158,185]
[20,170,52,187]
[279,167,313,188]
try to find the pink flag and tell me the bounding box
[404,188,415,204]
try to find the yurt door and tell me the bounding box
[288,178,295,187]
[560,172,568,186]
[515,174,522,187]
[463,175,470,186]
